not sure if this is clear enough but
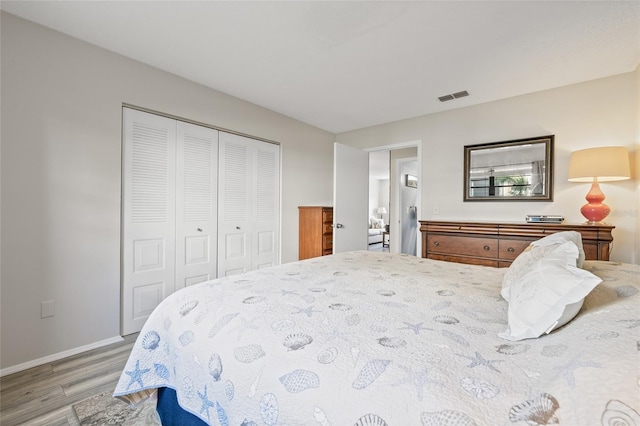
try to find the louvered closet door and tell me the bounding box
[175,122,218,290]
[122,108,176,335]
[218,132,280,276]
[218,133,252,276]
[252,140,280,270]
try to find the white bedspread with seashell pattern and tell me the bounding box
[114,251,640,425]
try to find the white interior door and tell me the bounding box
[333,142,369,253]
[122,108,176,335]
[175,122,218,290]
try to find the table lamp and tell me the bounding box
[567,146,630,223]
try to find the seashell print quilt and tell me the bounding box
[114,251,640,425]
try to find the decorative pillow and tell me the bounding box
[371,218,384,229]
[501,231,585,301]
[530,231,585,268]
[498,241,602,341]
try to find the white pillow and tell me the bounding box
[501,231,585,301]
[498,241,602,341]
[530,231,585,268]
[371,218,384,229]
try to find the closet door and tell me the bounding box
[217,132,251,276]
[122,108,176,335]
[252,140,280,269]
[175,122,218,290]
[218,132,280,276]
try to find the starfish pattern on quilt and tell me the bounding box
[198,385,215,421]
[125,360,150,391]
[291,305,321,317]
[391,365,444,401]
[399,321,433,335]
[552,352,604,388]
[456,351,504,373]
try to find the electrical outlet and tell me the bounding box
[41,300,55,318]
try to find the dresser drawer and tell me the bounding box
[427,235,497,258]
[322,209,333,223]
[498,239,532,261]
[428,253,498,267]
[322,223,333,234]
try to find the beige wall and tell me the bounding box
[0,13,335,371]
[338,70,639,264]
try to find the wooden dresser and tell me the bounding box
[299,206,333,260]
[419,220,614,267]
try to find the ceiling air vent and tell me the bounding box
[438,90,469,102]
[438,94,454,102]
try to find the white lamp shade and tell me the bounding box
[377,207,387,214]
[568,146,630,182]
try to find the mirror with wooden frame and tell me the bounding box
[464,135,554,201]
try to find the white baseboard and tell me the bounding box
[0,335,124,377]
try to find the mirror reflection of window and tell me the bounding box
[464,137,553,201]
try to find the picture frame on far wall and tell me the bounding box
[405,174,418,188]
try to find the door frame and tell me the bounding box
[364,140,422,255]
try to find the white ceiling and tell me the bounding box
[2,1,639,134]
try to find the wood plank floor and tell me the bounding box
[0,334,138,426]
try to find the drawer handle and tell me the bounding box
[483,245,490,251]
[507,247,515,253]
[433,241,440,247]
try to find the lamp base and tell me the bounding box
[580,180,610,223]
[582,219,610,226]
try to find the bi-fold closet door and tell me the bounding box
[217,132,280,276]
[122,108,280,335]
[122,108,218,334]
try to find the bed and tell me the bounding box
[114,240,640,425]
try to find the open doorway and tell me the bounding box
[397,157,418,256]
[368,151,390,252]
[366,143,421,255]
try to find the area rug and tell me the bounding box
[72,391,161,425]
